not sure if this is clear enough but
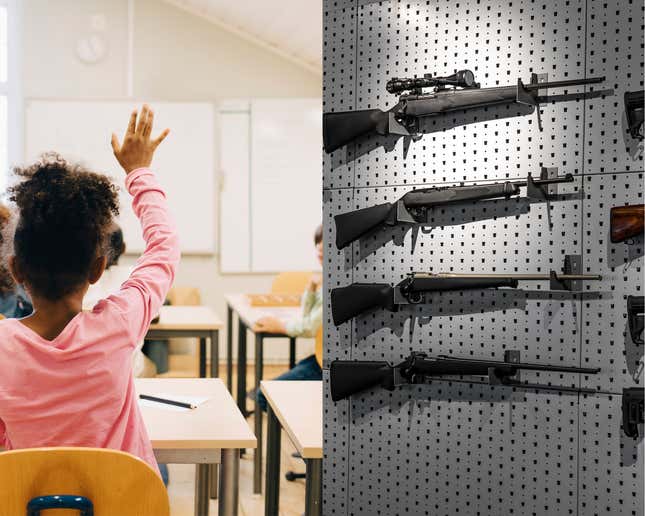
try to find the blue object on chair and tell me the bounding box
[27,495,94,516]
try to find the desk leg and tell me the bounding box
[236,320,247,417]
[219,449,240,516]
[289,337,296,369]
[210,330,219,378]
[226,305,233,392]
[253,333,264,494]
[210,464,218,500]
[195,463,211,516]
[199,338,207,378]
[265,406,281,516]
[305,459,322,516]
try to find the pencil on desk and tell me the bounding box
[139,394,196,409]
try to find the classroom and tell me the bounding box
[0,1,643,516]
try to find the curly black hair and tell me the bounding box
[9,153,120,300]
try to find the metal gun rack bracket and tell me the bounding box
[549,255,583,291]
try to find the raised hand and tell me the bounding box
[111,104,170,174]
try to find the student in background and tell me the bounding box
[84,223,157,378]
[0,204,32,319]
[251,224,323,411]
[0,105,177,478]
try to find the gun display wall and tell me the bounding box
[322,1,644,515]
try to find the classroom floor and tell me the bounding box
[161,357,306,516]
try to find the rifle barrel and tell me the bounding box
[434,355,600,374]
[524,76,605,91]
[513,173,574,187]
[413,273,602,281]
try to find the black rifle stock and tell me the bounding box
[330,360,395,402]
[330,352,601,401]
[334,172,574,249]
[323,109,390,153]
[331,283,395,325]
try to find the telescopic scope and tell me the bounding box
[386,70,479,94]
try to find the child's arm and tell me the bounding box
[102,105,179,343]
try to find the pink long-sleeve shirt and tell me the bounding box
[0,167,180,473]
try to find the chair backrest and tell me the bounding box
[271,272,313,295]
[167,286,202,306]
[0,447,169,516]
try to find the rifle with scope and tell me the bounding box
[331,269,602,325]
[334,170,573,249]
[330,351,601,401]
[323,70,612,153]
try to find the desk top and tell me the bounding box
[260,381,322,459]
[149,305,223,331]
[225,294,301,329]
[137,378,256,449]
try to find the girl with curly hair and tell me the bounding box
[0,105,177,478]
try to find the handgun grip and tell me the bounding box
[627,295,644,345]
[331,283,395,325]
[334,203,394,249]
[330,360,392,401]
[323,109,389,153]
[610,205,644,243]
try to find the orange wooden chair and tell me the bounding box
[0,447,169,516]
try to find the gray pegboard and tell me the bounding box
[584,1,645,173]
[323,3,357,190]
[579,392,644,516]
[342,178,587,390]
[324,187,355,368]
[581,171,644,393]
[347,383,580,516]
[322,0,644,514]
[323,369,350,515]
[349,0,589,188]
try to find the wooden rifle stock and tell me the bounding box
[610,204,644,243]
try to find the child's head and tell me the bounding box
[314,224,323,266]
[106,223,126,268]
[9,153,119,301]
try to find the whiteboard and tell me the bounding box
[25,100,215,254]
[219,98,322,273]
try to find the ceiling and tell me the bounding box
[163,0,322,75]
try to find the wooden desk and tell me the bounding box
[261,381,322,516]
[225,294,302,494]
[146,306,222,378]
[137,378,256,516]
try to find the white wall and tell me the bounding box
[22,0,321,362]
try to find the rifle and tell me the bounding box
[610,204,644,243]
[329,351,601,401]
[334,170,573,249]
[323,70,612,153]
[624,90,644,140]
[627,295,644,345]
[331,269,602,325]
